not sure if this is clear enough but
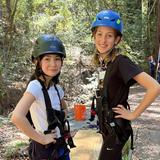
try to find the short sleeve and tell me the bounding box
[26,80,42,99]
[118,56,143,85]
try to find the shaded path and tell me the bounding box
[129,85,160,160]
[69,85,160,160]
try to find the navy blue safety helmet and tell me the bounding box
[91,10,123,35]
[32,34,66,60]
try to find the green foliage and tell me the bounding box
[0,63,5,100]
[122,139,131,160]
[0,0,158,89]
[0,115,10,126]
[1,0,157,53]
[4,140,28,159]
[0,116,4,127]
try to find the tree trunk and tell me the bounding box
[2,0,19,77]
[157,0,160,45]
[0,0,2,19]
[155,0,160,79]
[142,0,148,52]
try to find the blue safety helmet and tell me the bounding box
[91,10,123,35]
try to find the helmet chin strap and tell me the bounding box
[97,44,117,69]
[100,35,121,58]
[105,45,115,55]
[98,44,116,60]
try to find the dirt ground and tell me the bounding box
[0,85,160,160]
[69,85,160,160]
[130,86,160,160]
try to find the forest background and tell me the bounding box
[0,0,160,159]
[0,0,160,115]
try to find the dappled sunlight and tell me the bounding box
[126,86,160,159]
[143,107,160,118]
[70,130,102,160]
[133,129,160,160]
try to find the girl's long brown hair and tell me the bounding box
[91,27,121,67]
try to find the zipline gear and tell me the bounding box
[27,79,75,160]
[102,59,133,149]
[89,95,96,121]
[91,10,123,35]
[32,34,66,61]
[38,79,76,148]
[95,55,139,160]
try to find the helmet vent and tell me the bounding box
[98,17,102,20]
[91,10,123,34]
[111,19,116,22]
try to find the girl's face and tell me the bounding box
[40,54,62,78]
[94,26,120,56]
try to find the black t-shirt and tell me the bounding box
[103,54,142,109]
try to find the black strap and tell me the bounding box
[102,62,112,114]
[26,80,62,127]
[97,62,117,136]
[95,63,113,136]
[100,58,134,150]
[38,79,56,125]
[54,84,63,110]
[38,79,76,149]
[38,79,64,134]
[130,128,134,150]
[26,79,76,151]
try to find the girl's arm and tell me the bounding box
[11,92,57,145]
[113,72,160,120]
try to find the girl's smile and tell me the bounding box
[94,26,120,59]
[40,54,62,77]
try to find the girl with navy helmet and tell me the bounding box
[11,34,71,160]
[91,10,160,160]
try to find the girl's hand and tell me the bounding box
[41,130,57,145]
[112,105,136,120]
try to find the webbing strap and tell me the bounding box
[130,128,134,150]
[38,79,56,124]
[99,57,134,150]
[54,83,63,109]
[38,79,63,133]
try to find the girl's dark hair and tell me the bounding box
[27,54,61,86]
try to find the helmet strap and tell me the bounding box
[97,44,115,60]
[97,43,120,68]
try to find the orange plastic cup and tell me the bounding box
[74,104,86,121]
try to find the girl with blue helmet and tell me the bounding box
[91,10,160,160]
